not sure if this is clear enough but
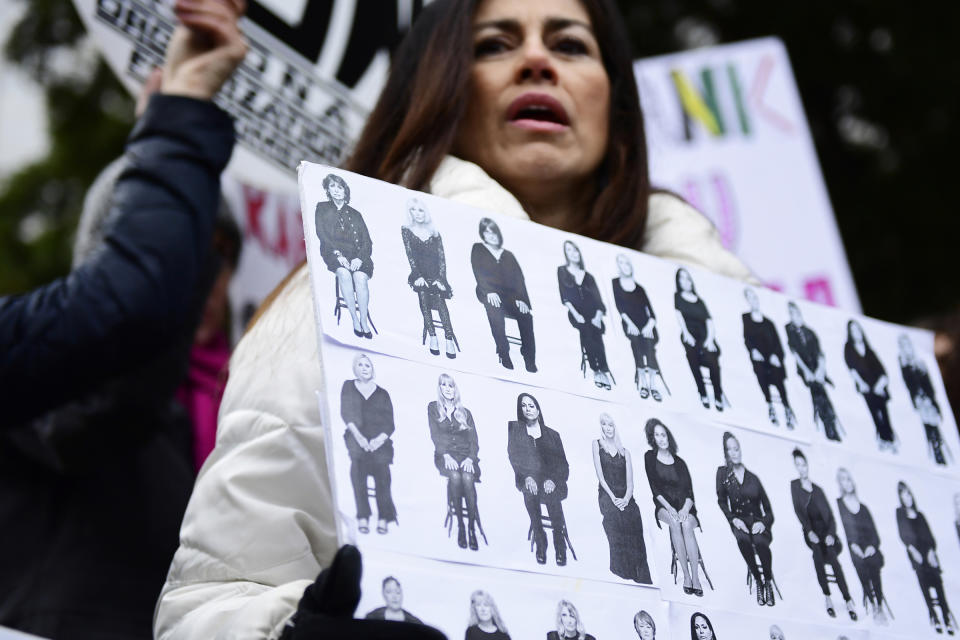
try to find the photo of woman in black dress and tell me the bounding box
[428,374,481,551]
[898,333,947,464]
[557,240,612,389]
[613,253,663,400]
[835,467,888,625]
[674,268,725,411]
[785,302,841,441]
[315,173,374,338]
[716,432,776,606]
[401,197,457,359]
[789,449,856,620]
[895,481,956,634]
[591,413,651,583]
[643,418,704,596]
[471,218,536,372]
[340,353,396,535]
[844,319,896,452]
[633,610,656,640]
[690,612,716,640]
[507,393,570,566]
[547,600,595,640]
[465,590,510,640]
[742,287,796,428]
[365,576,423,623]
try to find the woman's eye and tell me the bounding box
[553,36,589,55]
[474,37,510,57]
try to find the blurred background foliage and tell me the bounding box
[0,0,956,324]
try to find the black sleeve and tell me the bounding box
[0,95,234,428]
[402,227,420,286]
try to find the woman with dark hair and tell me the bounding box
[558,240,611,388]
[465,590,510,640]
[507,392,570,566]
[471,217,536,371]
[402,197,457,359]
[835,467,888,625]
[547,600,594,640]
[675,268,725,411]
[742,287,795,428]
[689,612,716,640]
[896,481,956,634]
[642,418,703,596]
[315,173,374,338]
[789,449,856,621]
[157,1,759,635]
[844,319,896,451]
[613,253,662,400]
[365,576,423,624]
[591,413,651,583]
[428,374,481,550]
[785,301,841,441]
[898,333,947,464]
[716,432,776,607]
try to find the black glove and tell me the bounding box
[279,545,448,640]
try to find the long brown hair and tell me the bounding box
[345,0,652,249]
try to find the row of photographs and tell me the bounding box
[319,342,960,636]
[355,548,927,640]
[299,163,959,474]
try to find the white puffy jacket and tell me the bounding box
[154,157,757,640]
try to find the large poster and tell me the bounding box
[299,161,958,639]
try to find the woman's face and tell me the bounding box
[793,455,809,480]
[475,599,492,623]
[355,357,373,381]
[440,378,456,401]
[616,254,633,277]
[383,581,403,610]
[788,304,803,326]
[328,180,345,201]
[693,616,712,640]
[521,396,540,422]
[898,334,914,358]
[600,415,616,439]
[744,288,759,311]
[850,321,864,342]
[560,606,578,634]
[453,0,610,199]
[409,199,428,224]
[725,437,742,465]
[653,425,669,452]
[838,469,855,495]
[564,242,581,265]
[636,619,654,640]
[678,269,693,293]
[899,487,914,509]
[482,226,501,247]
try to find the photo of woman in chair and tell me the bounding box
[844,320,896,452]
[507,393,571,566]
[895,481,956,634]
[613,254,663,401]
[898,333,948,465]
[835,467,889,625]
[427,374,481,551]
[643,418,705,596]
[716,432,776,606]
[789,449,856,621]
[785,302,841,441]
[557,240,612,389]
[742,287,796,428]
[314,173,374,338]
[591,413,651,583]
[401,197,457,359]
[674,268,725,411]
[471,218,536,372]
[547,600,595,640]
[465,590,510,640]
[340,353,396,535]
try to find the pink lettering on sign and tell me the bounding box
[241,184,305,266]
[750,54,796,134]
[803,277,836,307]
[681,172,739,250]
[243,185,266,242]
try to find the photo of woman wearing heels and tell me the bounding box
[547,600,595,640]
[427,374,481,551]
[643,418,705,597]
[340,354,396,535]
[835,467,889,625]
[716,432,776,607]
[895,481,956,635]
[674,268,725,411]
[844,319,896,452]
[465,590,511,640]
[557,240,612,389]
[613,254,663,401]
[742,288,796,428]
[401,197,457,359]
[785,302,841,441]
[591,413,651,584]
[898,333,947,465]
[471,218,536,372]
[789,449,857,621]
[315,173,374,338]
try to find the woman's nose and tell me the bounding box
[516,41,557,83]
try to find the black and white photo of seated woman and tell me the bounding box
[428,374,481,551]
[341,353,397,535]
[715,431,777,607]
[365,576,424,624]
[314,173,374,338]
[643,418,704,597]
[507,393,571,566]
[785,302,842,441]
[402,197,458,359]
[557,240,612,389]
[898,333,948,464]
[613,253,664,400]
[465,590,511,640]
[895,481,956,635]
[471,217,536,372]
[742,287,796,428]
[547,599,596,640]
[591,413,651,583]
[844,319,897,452]
[674,268,726,411]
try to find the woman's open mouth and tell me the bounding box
[506,92,570,132]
